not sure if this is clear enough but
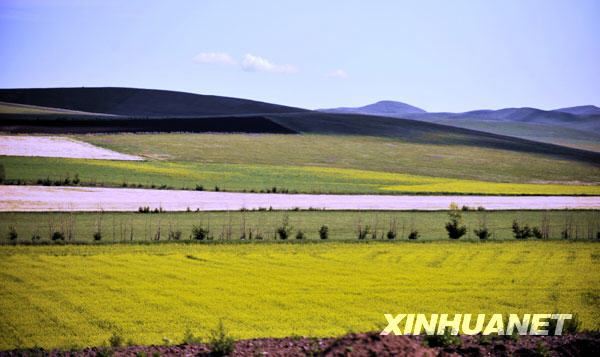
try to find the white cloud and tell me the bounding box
[241,54,298,74]
[325,69,348,79]
[193,52,237,66]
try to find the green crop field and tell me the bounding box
[1,210,599,243]
[0,241,598,350]
[2,156,600,195]
[78,133,600,184]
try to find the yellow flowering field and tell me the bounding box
[3,156,600,195]
[0,241,599,350]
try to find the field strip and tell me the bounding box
[0,135,143,160]
[1,185,599,211]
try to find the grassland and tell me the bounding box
[0,241,598,350]
[2,156,599,195]
[78,133,600,184]
[2,133,600,195]
[1,210,599,243]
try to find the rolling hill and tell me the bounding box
[1,87,599,165]
[0,87,306,117]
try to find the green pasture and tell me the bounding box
[78,133,600,184]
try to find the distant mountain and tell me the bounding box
[553,105,600,116]
[320,100,426,115]
[402,107,600,133]
[0,87,307,117]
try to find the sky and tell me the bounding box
[0,0,599,112]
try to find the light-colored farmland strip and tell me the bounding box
[0,136,143,160]
[0,185,599,211]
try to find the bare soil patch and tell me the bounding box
[1,332,598,356]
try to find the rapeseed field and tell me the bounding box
[0,241,598,350]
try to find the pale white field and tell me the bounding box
[0,135,143,160]
[1,185,599,211]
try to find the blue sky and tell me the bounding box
[1,0,598,112]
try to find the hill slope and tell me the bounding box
[0,87,307,117]
[267,112,600,165]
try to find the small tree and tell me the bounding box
[52,231,65,241]
[474,212,490,240]
[445,203,467,239]
[295,230,305,240]
[387,217,397,239]
[318,225,329,239]
[474,227,490,240]
[93,231,102,241]
[7,226,18,241]
[276,215,292,239]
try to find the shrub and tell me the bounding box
[422,328,461,347]
[474,227,490,240]
[169,230,182,240]
[477,206,485,211]
[31,232,41,242]
[461,205,471,211]
[73,174,80,185]
[386,230,396,239]
[191,226,210,240]
[0,163,4,183]
[445,204,467,239]
[318,225,329,239]
[532,227,543,239]
[512,221,533,239]
[408,230,419,240]
[7,226,18,241]
[93,231,102,241]
[295,230,305,239]
[208,320,235,356]
[182,329,203,345]
[51,231,65,241]
[108,332,123,347]
[138,206,150,213]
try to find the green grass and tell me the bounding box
[0,241,598,349]
[3,155,600,195]
[1,210,598,243]
[78,133,600,184]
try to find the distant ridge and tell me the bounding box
[0,87,307,117]
[320,100,426,115]
[553,105,600,116]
